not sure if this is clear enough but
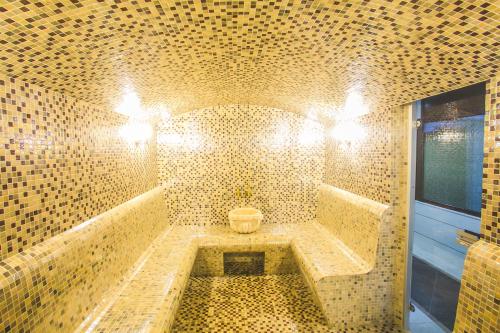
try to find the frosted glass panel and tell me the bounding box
[422,116,484,214]
[417,82,485,216]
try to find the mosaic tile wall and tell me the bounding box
[454,240,499,333]
[0,0,498,118]
[454,74,500,333]
[0,186,168,333]
[481,75,500,245]
[324,104,410,329]
[158,104,325,226]
[0,74,157,260]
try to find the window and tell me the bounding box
[416,83,486,216]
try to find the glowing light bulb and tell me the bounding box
[330,120,366,142]
[119,121,152,145]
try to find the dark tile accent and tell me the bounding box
[411,256,437,310]
[411,256,460,331]
[223,252,265,276]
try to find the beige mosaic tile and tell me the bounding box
[158,104,325,226]
[481,74,500,245]
[454,74,500,333]
[0,0,498,117]
[324,104,411,328]
[84,221,390,333]
[77,183,390,332]
[172,274,400,333]
[454,240,500,333]
[0,74,157,260]
[0,186,168,333]
[192,244,298,277]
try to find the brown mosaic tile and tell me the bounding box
[481,74,500,245]
[454,240,500,333]
[0,187,168,333]
[172,274,400,333]
[0,1,498,117]
[454,75,500,333]
[0,74,157,260]
[324,104,411,328]
[158,104,325,226]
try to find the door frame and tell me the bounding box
[403,101,419,331]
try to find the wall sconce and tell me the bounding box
[330,120,366,142]
[115,87,143,118]
[330,88,368,143]
[115,85,153,146]
[298,118,324,147]
[119,121,153,145]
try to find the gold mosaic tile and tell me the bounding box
[172,274,400,333]
[324,104,411,328]
[77,185,390,332]
[0,74,157,260]
[481,74,500,245]
[0,186,168,333]
[454,75,500,333]
[0,1,498,116]
[158,104,325,226]
[192,244,298,277]
[454,240,500,333]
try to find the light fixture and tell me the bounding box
[330,120,366,142]
[115,86,143,119]
[330,88,369,143]
[115,85,153,145]
[343,89,369,118]
[298,118,324,147]
[119,121,152,145]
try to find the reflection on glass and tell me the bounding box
[422,115,484,214]
[417,82,485,216]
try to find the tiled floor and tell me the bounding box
[409,306,446,333]
[411,256,459,331]
[172,274,397,333]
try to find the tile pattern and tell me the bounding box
[192,244,298,277]
[158,104,325,226]
[0,1,498,118]
[0,187,168,333]
[389,104,411,329]
[79,225,197,333]
[79,204,388,333]
[481,75,500,245]
[454,75,500,333]
[317,184,389,266]
[0,74,157,260]
[172,274,400,333]
[324,104,411,328]
[454,240,499,333]
[312,184,394,329]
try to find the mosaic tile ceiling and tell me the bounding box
[0,0,498,116]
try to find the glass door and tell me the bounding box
[408,83,485,333]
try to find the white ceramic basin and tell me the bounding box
[229,207,263,233]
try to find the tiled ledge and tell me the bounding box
[454,240,499,333]
[0,184,391,332]
[0,187,168,333]
[80,221,379,332]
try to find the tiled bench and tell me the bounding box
[0,187,169,333]
[0,184,389,332]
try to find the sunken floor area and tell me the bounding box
[172,274,397,333]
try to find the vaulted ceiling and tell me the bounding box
[1,0,498,117]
